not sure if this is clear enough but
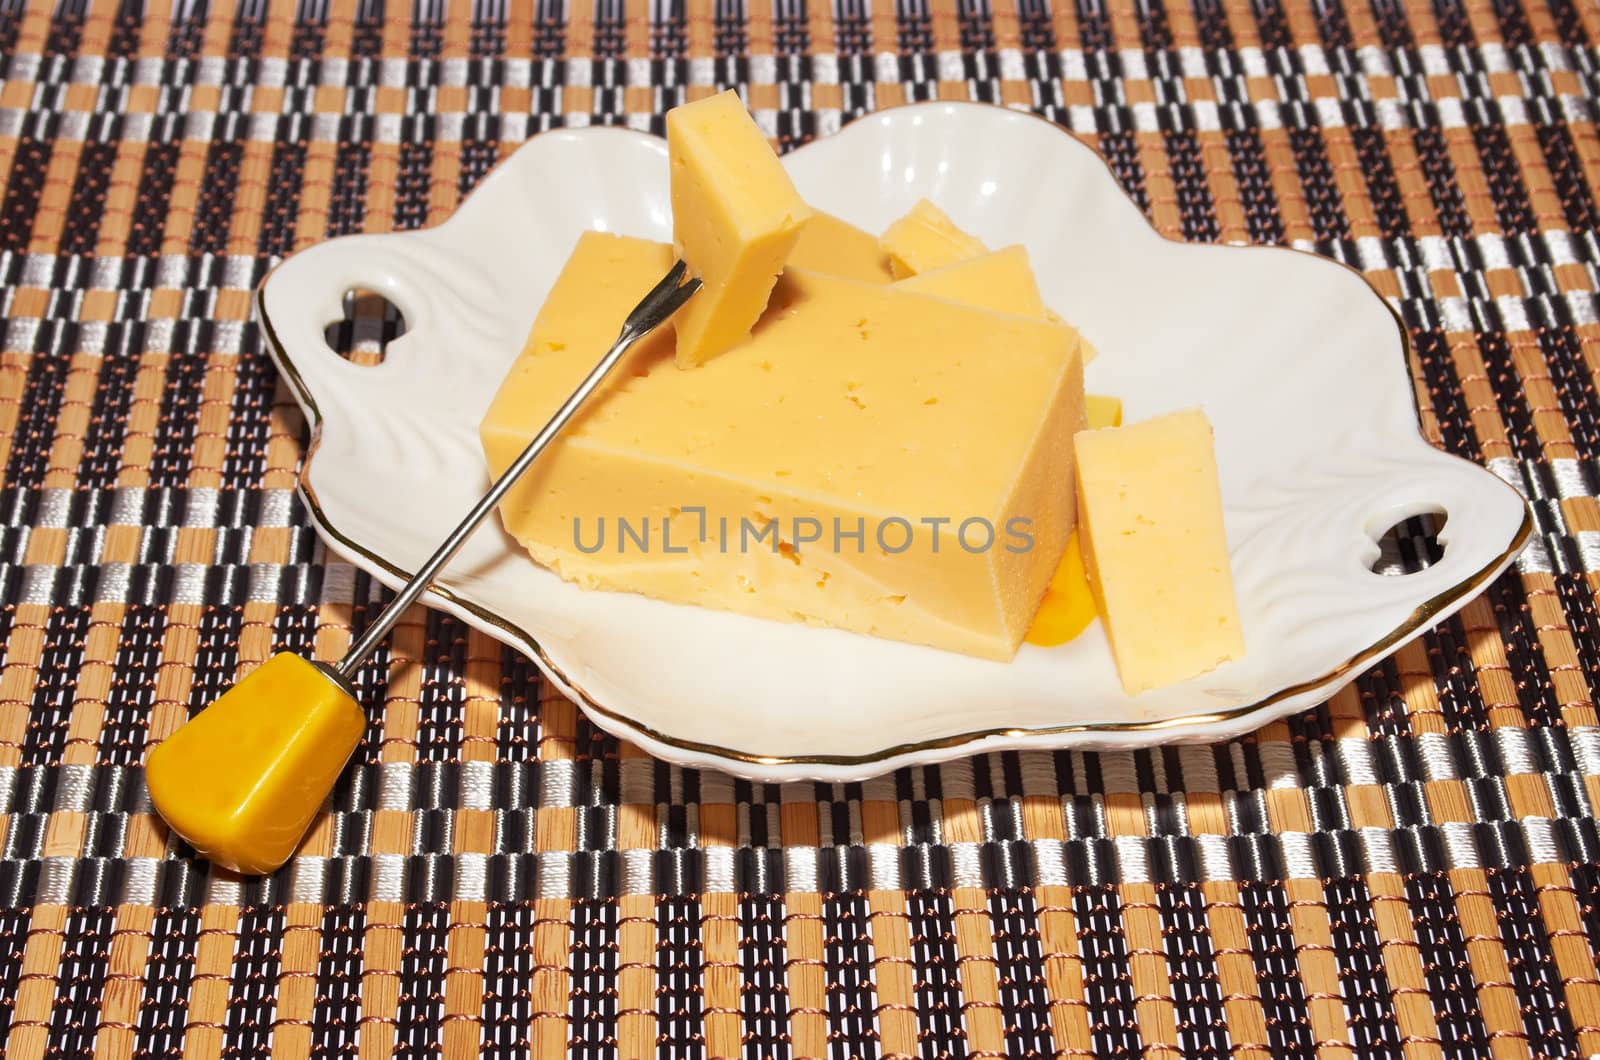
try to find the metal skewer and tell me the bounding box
[336,260,701,676]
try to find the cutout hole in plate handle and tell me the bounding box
[1369,506,1446,576]
[323,289,408,367]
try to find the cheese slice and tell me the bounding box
[894,246,1048,318]
[879,199,988,278]
[668,90,812,366]
[789,212,894,284]
[1074,409,1244,693]
[481,230,1085,660]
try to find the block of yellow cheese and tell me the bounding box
[1074,409,1244,693]
[879,199,988,278]
[788,212,894,284]
[481,230,1085,659]
[894,246,1048,318]
[668,90,812,366]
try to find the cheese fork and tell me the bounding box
[145,261,701,875]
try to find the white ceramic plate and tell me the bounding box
[259,102,1530,781]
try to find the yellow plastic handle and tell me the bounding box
[145,653,365,875]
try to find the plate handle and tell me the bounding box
[1351,443,1529,603]
[258,232,438,402]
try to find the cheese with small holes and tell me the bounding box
[1074,409,1244,693]
[788,212,895,284]
[481,231,1086,659]
[894,246,1048,318]
[879,199,988,278]
[668,90,812,366]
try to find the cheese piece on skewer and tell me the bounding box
[668,90,812,367]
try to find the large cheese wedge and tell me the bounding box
[481,231,1086,660]
[879,199,987,278]
[1074,409,1244,693]
[789,212,894,284]
[668,90,812,367]
[894,246,1048,318]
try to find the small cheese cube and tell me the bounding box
[879,199,988,278]
[668,90,812,366]
[1074,409,1244,693]
[789,212,895,284]
[893,246,1048,318]
[1085,395,1122,428]
[890,241,1098,362]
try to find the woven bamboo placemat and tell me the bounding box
[2,0,1599,1055]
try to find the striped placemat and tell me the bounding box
[1,0,1599,1055]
